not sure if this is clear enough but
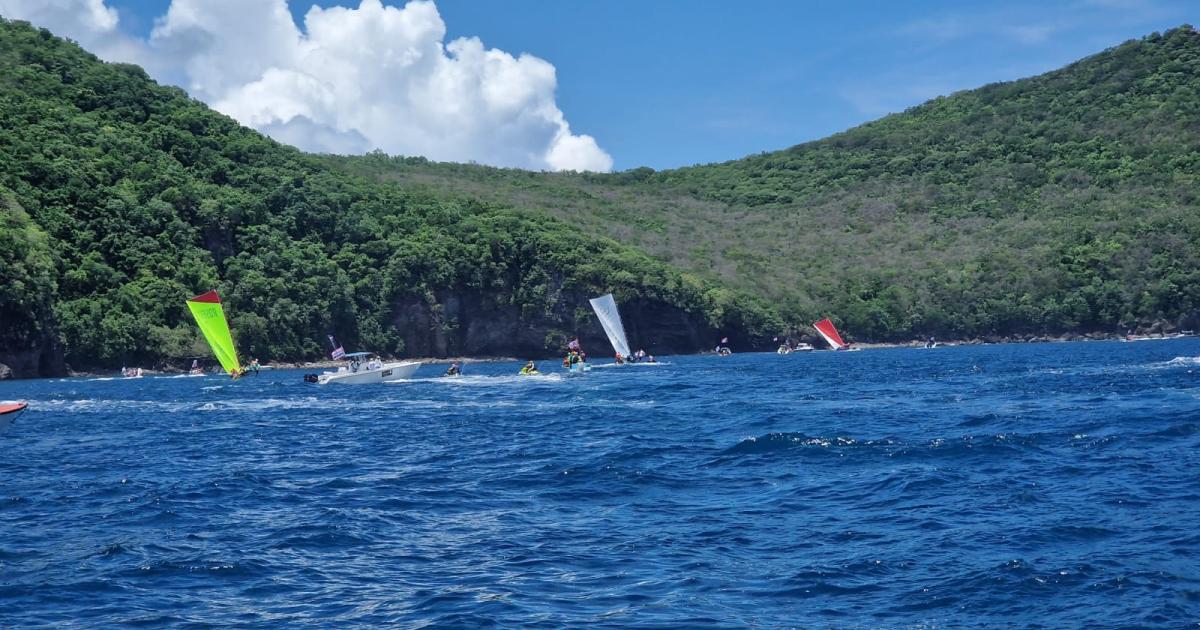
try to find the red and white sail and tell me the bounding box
[813,318,848,350]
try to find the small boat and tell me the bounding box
[813,318,858,351]
[777,342,814,354]
[187,290,245,378]
[589,293,632,364]
[317,352,421,384]
[120,367,144,378]
[0,401,28,433]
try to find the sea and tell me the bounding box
[2,339,1199,628]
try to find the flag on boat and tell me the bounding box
[186,290,241,376]
[568,337,581,351]
[328,335,345,360]
[588,293,631,358]
[813,318,848,350]
[721,337,728,344]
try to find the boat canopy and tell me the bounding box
[342,352,376,358]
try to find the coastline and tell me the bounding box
[51,331,1198,378]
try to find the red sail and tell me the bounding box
[813,318,847,349]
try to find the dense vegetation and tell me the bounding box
[0,18,780,376]
[4,21,1199,376]
[326,26,1200,342]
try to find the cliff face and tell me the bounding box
[0,336,64,379]
[391,288,743,360]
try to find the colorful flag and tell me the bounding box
[568,337,581,351]
[328,334,345,359]
[721,337,728,344]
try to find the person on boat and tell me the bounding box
[367,357,382,370]
[248,358,261,375]
[565,350,585,369]
[646,354,656,363]
[520,361,539,375]
[615,352,625,365]
[445,362,462,376]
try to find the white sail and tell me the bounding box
[589,293,631,358]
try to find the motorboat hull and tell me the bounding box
[0,401,28,433]
[317,361,421,384]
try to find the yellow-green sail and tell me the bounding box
[187,290,241,375]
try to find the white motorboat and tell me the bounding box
[317,352,421,384]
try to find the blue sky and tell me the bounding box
[60,1,1200,170]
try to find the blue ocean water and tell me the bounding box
[2,340,1199,628]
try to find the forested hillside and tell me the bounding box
[0,18,780,377]
[326,25,1200,342]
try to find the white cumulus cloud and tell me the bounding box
[0,0,613,172]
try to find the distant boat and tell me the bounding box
[813,318,855,351]
[187,290,244,378]
[316,352,421,385]
[187,359,206,376]
[0,401,27,433]
[1123,331,1192,342]
[589,293,632,362]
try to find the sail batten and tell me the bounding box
[813,318,847,350]
[187,290,241,375]
[589,293,631,358]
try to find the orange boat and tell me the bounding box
[0,401,27,431]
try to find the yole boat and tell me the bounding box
[588,293,658,365]
[187,290,246,378]
[316,352,421,385]
[813,318,859,351]
[589,293,631,363]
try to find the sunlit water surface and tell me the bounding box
[2,340,1199,627]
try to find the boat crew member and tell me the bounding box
[520,361,539,375]
[445,362,461,376]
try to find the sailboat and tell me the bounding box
[187,290,244,378]
[813,318,857,351]
[589,293,632,362]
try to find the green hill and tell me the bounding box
[0,18,780,378]
[325,25,1200,343]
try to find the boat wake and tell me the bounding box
[590,362,669,369]
[389,373,566,386]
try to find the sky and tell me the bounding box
[0,0,1196,171]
